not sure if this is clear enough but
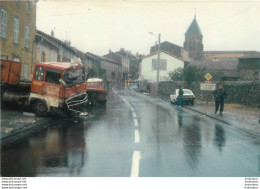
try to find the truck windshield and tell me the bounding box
[87,82,101,86]
[64,68,85,86]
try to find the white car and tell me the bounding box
[170,89,195,105]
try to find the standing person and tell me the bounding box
[177,85,184,107]
[213,84,227,115]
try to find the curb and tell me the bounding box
[137,91,260,138]
[0,118,56,145]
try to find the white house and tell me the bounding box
[139,51,184,82]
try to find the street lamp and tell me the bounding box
[149,32,161,94]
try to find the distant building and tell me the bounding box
[104,49,129,81]
[140,51,184,82]
[116,48,141,80]
[86,52,122,89]
[203,51,259,59]
[36,30,78,63]
[188,58,240,81]
[184,16,260,81]
[0,1,37,81]
[150,41,190,62]
[238,54,260,80]
[183,15,203,60]
[35,30,59,62]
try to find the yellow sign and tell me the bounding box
[205,73,212,81]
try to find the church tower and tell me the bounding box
[183,15,203,60]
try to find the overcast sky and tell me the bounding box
[36,0,260,56]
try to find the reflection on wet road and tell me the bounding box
[1,88,260,177]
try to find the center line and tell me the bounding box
[135,130,140,143]
[132,112,137,118]
[134,119,139,127]
[131,151,141,177]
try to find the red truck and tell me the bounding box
[86,78,108,105]
[1,60,89,116]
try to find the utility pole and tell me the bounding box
[149,32,161,94]
[156,33,161,94]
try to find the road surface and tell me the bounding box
[1,88,260,177]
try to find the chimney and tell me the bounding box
[51,30,54,37]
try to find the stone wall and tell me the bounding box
[158,80,260,107]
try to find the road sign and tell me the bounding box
[205,73,212,81]
[200,83,216,91]
[205,80,212,84]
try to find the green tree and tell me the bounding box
[206,69,224,81]
[169,66,224,85]
[168,67,184,81]
[183,66,204,85]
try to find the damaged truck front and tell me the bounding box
[30,62,89,116]
[1,60,89,116]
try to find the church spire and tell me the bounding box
[185,15,202,36]
[183,15,204,60]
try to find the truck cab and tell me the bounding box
[29,62,88,116]
[86,78,108,105]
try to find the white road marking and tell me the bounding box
[131,151,141,177]
[135,130,140,143]
[134,119,139,127]
[132,112,137,118]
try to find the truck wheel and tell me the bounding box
[32,101,49,116]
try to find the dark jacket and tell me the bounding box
[178,88,184,96]
[213,89,227,101]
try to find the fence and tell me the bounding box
[156,80,260,107]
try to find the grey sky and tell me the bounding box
[36,0,260,56]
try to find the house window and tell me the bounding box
[14,18,20,44]
[41,52,46,62]
[23,62,29,80]
[0,9,7,38]
[112,72,115,80]
[25,26,30,49]
[12,54,20,62]
[0,54,8,60]
[26,1,30,13]
[16,0,20,6]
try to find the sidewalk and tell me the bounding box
[187,102,260,137]
[146,92,260,137]
[0,106,54,144]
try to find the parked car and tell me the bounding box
[170,89,195,105]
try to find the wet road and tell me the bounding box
[1,88,260,177]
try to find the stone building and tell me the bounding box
[238,54,260,80]
[86,52,122,89]
[183,15,203,60]
[0,0,37,81]
[104,50,129,81]
[36,30,78,64]
[35,30,59,62]
[116,48,141,80]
